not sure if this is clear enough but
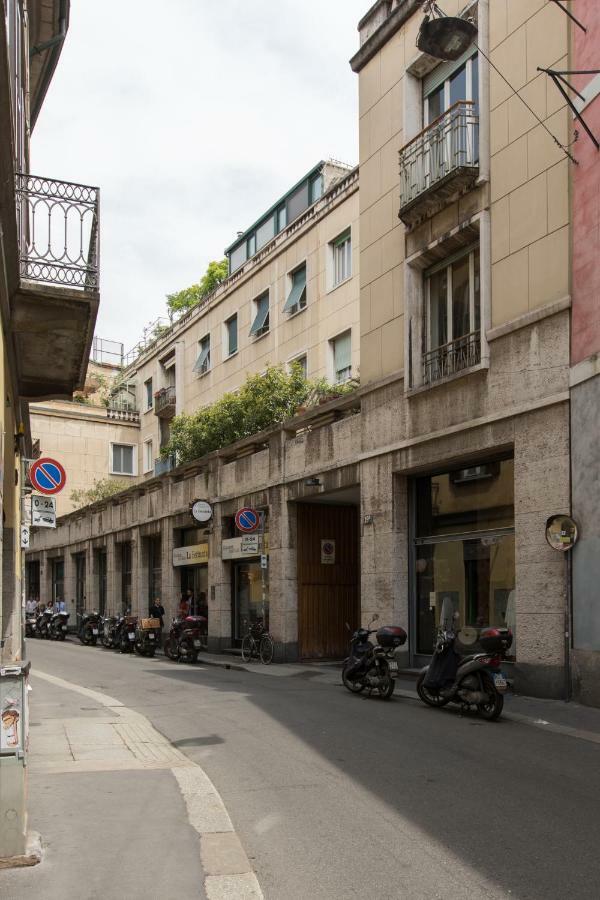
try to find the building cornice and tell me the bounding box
[350,0,421,74]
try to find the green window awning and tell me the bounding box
[283,266,307,313]
[249,294,269,336]
[193,340,210,373]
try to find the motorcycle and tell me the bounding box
[134,618,160,657]
[49,611,70,641]
[164,615,207,664]
[416,619,513,721]
[101,615,120,649]
[25,613,38,638]
[117,615,138,654]
[78,611,101,646]
[35,609,53,639]
[342,614,407,700]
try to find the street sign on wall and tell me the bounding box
[29,458,66,495]
[190,499,212,524]
[235,507,260,534]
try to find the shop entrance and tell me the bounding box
[180,565,208,619]
[296,499,360,659]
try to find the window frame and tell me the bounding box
[224,313,238,358]
[143,438,154,474]
[283,262,307,317]
[329,228,352,290]
[330,330,352,384]
[287,352,308,379]
[194,333,211,376]
[249,291,270,339]
[144,378,153,411]
[424,244,480,355]
[109,442,137,477]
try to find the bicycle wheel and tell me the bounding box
[241,634,253,662]
[259,634,274,665]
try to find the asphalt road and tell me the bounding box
[19,640,600,900]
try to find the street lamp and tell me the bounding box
[416,4,477,61]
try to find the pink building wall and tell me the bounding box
[572,0,600,365]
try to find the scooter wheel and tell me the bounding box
[416,671,450,707]
[342,662,366,694]
[477,673,504,721]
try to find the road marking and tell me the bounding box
[32,668,264,898]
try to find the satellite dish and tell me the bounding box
[417,14,477,61]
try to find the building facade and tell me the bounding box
[28,0,580,702]
[569,0,600,705]
[1,0,100,860]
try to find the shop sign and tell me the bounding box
[190,499,212,524]
[321,539,336,565]
[222,535,261,560]
[173,543,209,567]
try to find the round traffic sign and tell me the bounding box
[235,507,260,534]
[29,458,67,495]
[191,499,212,524]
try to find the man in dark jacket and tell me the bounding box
[149,597,166,646]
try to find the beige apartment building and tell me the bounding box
[28,0,575,700]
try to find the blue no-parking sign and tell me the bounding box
[235,507,260,534]
[29,458,67,495]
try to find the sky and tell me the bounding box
[31,0,369,352]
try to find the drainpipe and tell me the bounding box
[30,0,69,129]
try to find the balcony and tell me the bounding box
[107,399,140,424]
[422,330,481,385]
[154,386,176,419]
[11,173,100,399]
[398,102,479,227]
[154,455,176,477]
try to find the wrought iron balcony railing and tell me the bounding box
[15,173,100,290]
[154,386,176,418]
[399,101,479,224]
[422,330,481,385]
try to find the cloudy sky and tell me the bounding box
[31,0,368,352]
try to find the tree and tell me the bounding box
[166,259,229,317]
[70,477,129,509]
[162,364,327,465]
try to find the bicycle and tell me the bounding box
[241,618,274,665]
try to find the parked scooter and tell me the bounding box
[35,608,53,639]
[117,615,138,653]
[134,617,160,657]
[164,615,207,664]
[416,614,512,721]
[49,610,70,641]
[101,615,120,649]
[78,611,101,646]
[25,613,38,638]
[342,614,407,700]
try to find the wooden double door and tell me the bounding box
[297,503,360,659]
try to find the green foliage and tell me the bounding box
[166,259,229,316]
[70,477,128,509]
[162,364,357,465]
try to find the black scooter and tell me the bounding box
[78,611,101,646]
[342,615,407,700]
[35,609,53,639]
[417,621,512,721]
[101,615,119,649]
[49,611,70,641]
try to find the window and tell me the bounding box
[194,334,211,375]
[111,443,135,475]
[289,354,308,379]
[331,230,352,288]
[331,331,352,383]
[256,215,275,250]
[310,174,323,203]
[423,245,481,384]
[52,559,64,605]
[229,243,247,273]
[423,50,479,174]
[143,439,153,474]
[225,314,238,356]
[423,50,478,124]
[413,458,515,659]
[145,378,153,411]
[287,181,310,224]
[249,292,270,338]
[283,264,307,315]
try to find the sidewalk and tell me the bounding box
[196,650,600,745]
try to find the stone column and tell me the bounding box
[130,528,141,617]
[63,551,76,622]
[268,485,297,662]
[161,518,177,620]
[85,543,96,612]
[360,456,409,662]
[106,533,119,617]
[134,533,148,618]
[208,503,231,652]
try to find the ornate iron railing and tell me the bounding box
[107,407,140,423]
[15,173,100,290]
[422,330,481,384]
[399,101,479,212]
[154,386,176,416]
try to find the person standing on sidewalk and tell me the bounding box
[149,597,165,648]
